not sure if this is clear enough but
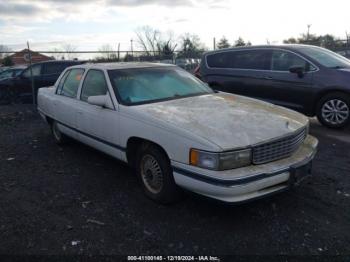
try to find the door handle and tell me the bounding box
[263,76,273,80]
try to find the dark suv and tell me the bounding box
[0,60,85,104]
[199,45,350,128]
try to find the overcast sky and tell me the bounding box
[0,0,349,52]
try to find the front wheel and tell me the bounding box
[316,93,350,128]
[136,144,182,204]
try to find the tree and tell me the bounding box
[50,47,64,60]
[283,33,346,50]
[283,37,298,44]
[135,26,177,58]
[2,56,14,66]
[98,44,116,60]
[178,33,206,58]
[0,44,11,60]
[217,36,230,49]
[234,37,248,47]
[61,43,78,60]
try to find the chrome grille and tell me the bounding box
[252,127,307,164]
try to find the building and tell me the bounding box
[5,49,53,65]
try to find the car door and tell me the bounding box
[53,68,85,139]
[75,69,122,159]
[261,49,315,112]
[205,49,273,99]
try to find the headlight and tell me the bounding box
[190,148,252,170]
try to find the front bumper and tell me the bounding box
[172,135,318,203]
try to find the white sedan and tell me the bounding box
[37,63,318,204]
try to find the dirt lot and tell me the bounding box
[0,104,349,258]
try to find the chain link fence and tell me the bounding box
[0,50,203,73]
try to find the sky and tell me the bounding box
[0,0,350,55]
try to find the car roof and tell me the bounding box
[31,60,86,66]
[204,44,321,55]
[68,62,176,70]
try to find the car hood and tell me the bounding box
[136,93,309,150]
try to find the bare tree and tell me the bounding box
[135,26,161,56]
[61,43,78,60]
[135,26,177,58]
[98,44,116,60]
[50,47,64,60]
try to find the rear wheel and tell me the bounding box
[316,92,350,128]
[136,144,182,204]
[51,121,68,144]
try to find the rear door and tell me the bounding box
[53,68,85,139]
[204,49,273,99]
[262,49,315,112]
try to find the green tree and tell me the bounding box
[178,33,206,58]
[234,37,251,47]
[2,56,14,66]
[217,36,231,49]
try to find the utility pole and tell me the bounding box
[117,42,120,61]
[307,24,312,41]
[27,41,35,105]
[130,39,134,59]
[213,37,216,50]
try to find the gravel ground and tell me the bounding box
[0,104,349,259]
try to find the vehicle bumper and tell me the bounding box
[172,135,318,203]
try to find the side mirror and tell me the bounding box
[289,66,305,78]
[87,95,114,109]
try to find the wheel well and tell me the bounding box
[313,90,350,115]
[46,116,53,126]
[126,137,170,168]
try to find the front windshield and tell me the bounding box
[108,67,213,105]
[299,46,350,69]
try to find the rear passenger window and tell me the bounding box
[23,64,42,77]
[59,69,84,98]
[80,70,108,102]
[231,50,271,70]
[272,50,309,71]
[207,50,271,70]
[43,63,67,75]
[207,52,230,68]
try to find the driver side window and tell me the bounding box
[272,50,313,72]
[80,70,108,102]
[22,64,42,78]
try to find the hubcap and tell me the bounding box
[140,154,163,194]
[321,99,349,125]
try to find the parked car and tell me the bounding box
[0,66,10,73]
[0,60,85,104]
[37,63,318,204]
[199,45,350,128]
[0,66,26,80]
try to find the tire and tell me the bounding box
[316,92,350,129]
[135,143,182,204]
[51,121,68,144]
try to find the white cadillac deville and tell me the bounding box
[37,63,318,204]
